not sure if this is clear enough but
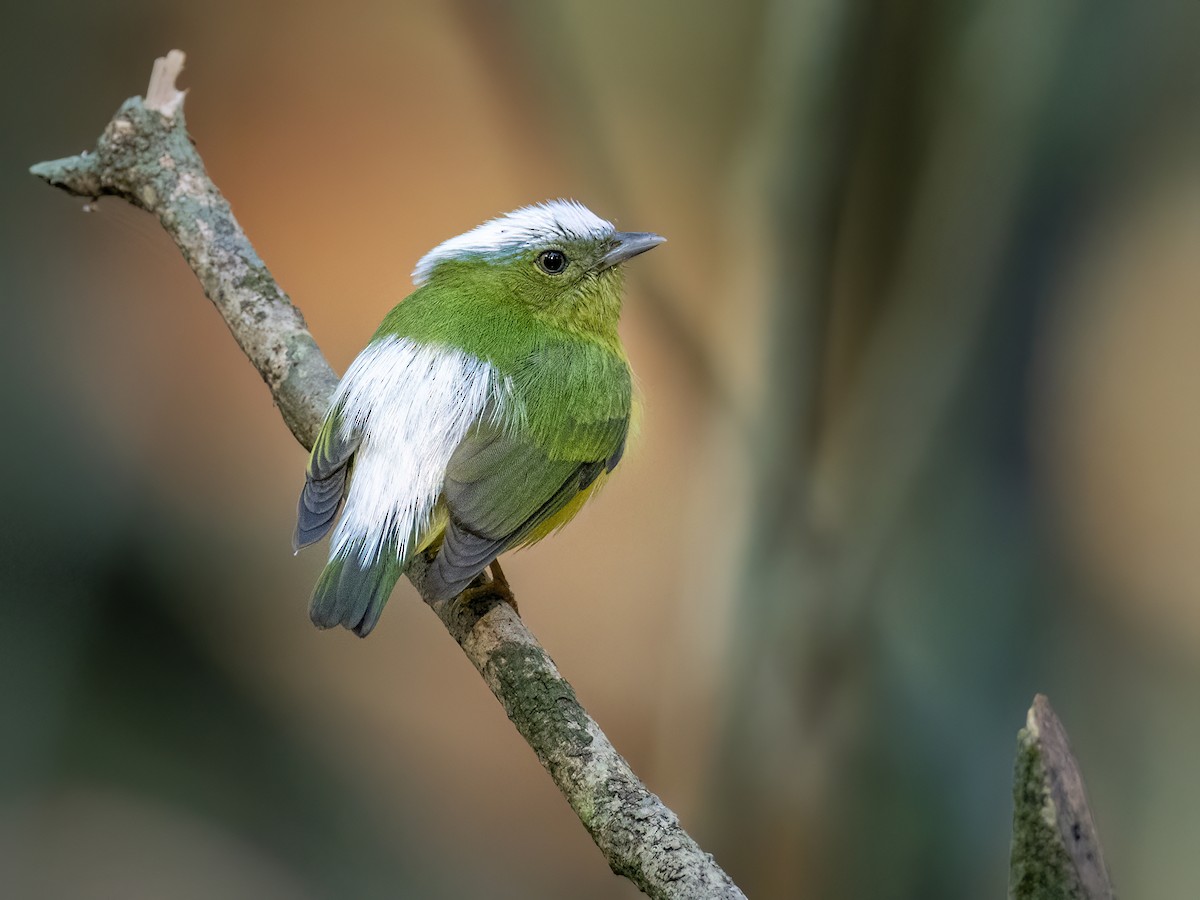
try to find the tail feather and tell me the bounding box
[310,546,404,637]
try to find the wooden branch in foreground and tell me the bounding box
[31,50,744,900]
[1009,695,1114,900]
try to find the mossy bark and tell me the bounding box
[1009,695,1114,900]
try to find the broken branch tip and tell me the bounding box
[145,49,187,117]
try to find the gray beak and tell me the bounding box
[599,231,666,270]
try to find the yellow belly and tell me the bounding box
[517,469,609,547]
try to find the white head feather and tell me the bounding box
[411,200,615,286]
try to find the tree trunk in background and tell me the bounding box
[710,2,1082,896]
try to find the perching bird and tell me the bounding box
[293,200,664,636]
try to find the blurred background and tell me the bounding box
[3,1,1200,897]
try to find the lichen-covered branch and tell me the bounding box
[1009,695,1114,900]
[32,51,336,449]
[31,51,744,900]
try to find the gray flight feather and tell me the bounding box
[424,421,616,602]
[293,409,360,552]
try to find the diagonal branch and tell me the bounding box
[31,51,744,900]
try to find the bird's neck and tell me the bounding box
[532,269,625,355]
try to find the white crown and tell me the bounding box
[412,200,614,285]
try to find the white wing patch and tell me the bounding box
[329,336,509,567]
[412,199,614,286]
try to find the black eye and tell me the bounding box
[537,249,568,275]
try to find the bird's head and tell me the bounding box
[411,200,664,337]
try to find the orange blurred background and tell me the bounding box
[4,2,1200,898]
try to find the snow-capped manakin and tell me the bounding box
[293,201,664,636]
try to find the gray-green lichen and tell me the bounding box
[1010,728,1086,899]
[489,640,594,766]
[281,336,340,450]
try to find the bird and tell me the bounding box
[293,200,664,637]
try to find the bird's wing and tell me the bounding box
[293,407,361,551]
[424,417,627,601]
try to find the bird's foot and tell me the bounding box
[459,559,519,616]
